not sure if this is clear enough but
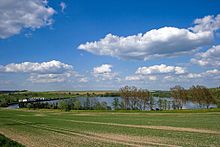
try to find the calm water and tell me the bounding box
[7,97,217,110]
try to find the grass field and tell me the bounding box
[0,109,220,147]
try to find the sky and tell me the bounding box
[0,0,220,91]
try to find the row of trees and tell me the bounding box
[119,85,217,110]
[21,98,112,111]
[171,85,216,109]
[21,97,176,111]
[119,86,175,110]
[20,85,217,111]
[119,86,151,110]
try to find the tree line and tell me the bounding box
[119,85,217,110]
[20,98,112,111]
[16,85,218,111]
[171,85,216,109]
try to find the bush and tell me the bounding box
[58,100,70,111]
[0,134,24,147]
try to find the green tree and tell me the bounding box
[149,96,155,110]
[58,100,70,111]
[158,99,163,110]
[73,100,81,110]
[26,103,32,109]
[112,97,120,110]
[119,101,125,110]
[95,102,108,110]
[83,98,91,110]
[163,99,168,110]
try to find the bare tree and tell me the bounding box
[170,85,188,109]
[138,89,150,110]
[129,86,138,110]
[120,86,150,110]
[120,86,131,109]
[189,85,216,109]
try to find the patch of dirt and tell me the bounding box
[4,119,168,147]
[0,121,108,147]
[17,114,27,117]
[59,119,220,135]
[0,128,38,147]
[34,113,46,117]
[72,113,100,116]
[88,132,181,147]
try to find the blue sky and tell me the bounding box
[0,0,220,91]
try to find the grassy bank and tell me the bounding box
[18,107,220,113]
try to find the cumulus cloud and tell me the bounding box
[164,68,220,82]
[60,2,66,13]
[136,64,185,75]
[2,60,73,74]
[191,45,220,67]
[0,0,55,39]
[93,64,118,81]
[189,14,220,33]
[125,75,142,81]
[125,64,185,82]
[125,64,220,88]
[78,28,212,60]
[79,77,89,83]
[186,69,220,79]
[0,60,79,83]
[78,14,220,60]
[93,64,112,74]
[126,75,157,81]
[28,73,72,83]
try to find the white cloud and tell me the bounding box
[125,75,142,81]
[135,64,185,75]
[78,14,220,60]
[125,75,157,81]
[189,14,220,33]
[186,73,202,79]
[28,73,72,83]
[60,2,66,13]
[206,69,220,74]
[93,64,112,74]
[0,0,55,39]
[125,64,220,89]
[191,45,220,67]
[0,60,79,83]
[125,64,185,82]
[79,77,88,83]
[149,75,157,81]
[184,69,220,80]
[160,68,220,85]
[2,60,73,74]
[93,64,118,81]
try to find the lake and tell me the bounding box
[7,97,217,110]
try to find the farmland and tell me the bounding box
[0,109,220,146]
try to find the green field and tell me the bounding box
[0,109,220,147]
